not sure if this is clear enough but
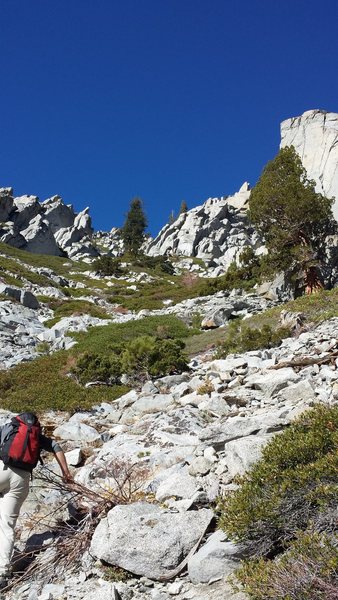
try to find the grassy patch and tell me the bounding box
[0,241,88,275]
[44,300,110,326]
[73,314,195,354]
[0,255,53,287]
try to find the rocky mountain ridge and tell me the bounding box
[0,188,98,260]
[1,109,337,272]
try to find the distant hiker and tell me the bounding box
[0,412,72,588]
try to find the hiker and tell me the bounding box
[0,412,72,588]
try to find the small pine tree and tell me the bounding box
[168,210,175,225]
[122,197,147,255]
[179,200,188,214]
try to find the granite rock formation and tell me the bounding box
[146,183,264,270]
[0,188,98,259]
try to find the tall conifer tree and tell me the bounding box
[122,197,147,255]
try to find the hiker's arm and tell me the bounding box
[54,449,73,482]
[40,435,73,482]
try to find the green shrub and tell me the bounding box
[72,351,122,385]
[234,530,338,600]
[121,335,156,378]
[93,255,123,277]
[130,253,175,275]
[219,405,338,557]
[121,336,188,380]
[217,320,290,356]
[147,338,188,377]
[45,300,109,326]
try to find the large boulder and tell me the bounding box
[90,502,213,580]
[12,195,40,229]
[223,435,272,479]
[0,284,40,309]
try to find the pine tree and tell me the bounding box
[249,146,334,292]
[121,197,147,255]
[168,210,175,225]
[179,200,188,214]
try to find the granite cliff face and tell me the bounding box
[0,188,98,260]
[280,109,338,218]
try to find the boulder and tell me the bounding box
[155,465,200,501]
[42,195,76,232]
[90,502,213,580]
[53,421,100,442]
[188,530,243,584]
[223,435,272,478]
[0,284,40,309]
[199,411,288,449]
[245,367,300,397]
[12,194,40,229]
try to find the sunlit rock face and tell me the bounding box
[0,187,97,259]
[145,183,264,269]
[280,109,338,219]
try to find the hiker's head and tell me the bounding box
[19,412,39,425]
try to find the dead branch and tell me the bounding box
[269,350,338,370]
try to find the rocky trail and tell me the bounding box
[1,311,338,600]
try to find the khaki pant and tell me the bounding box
[0,462,30,576]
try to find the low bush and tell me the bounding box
[72,351,123,385]
[93,255,123,277]
[129,253,175,275]
[216,320,291,356]
[72,335,189,385]
[45,299,109,326]
[234,530,338,600]
[219,405,338,557]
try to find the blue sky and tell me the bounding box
[1,0,338,235]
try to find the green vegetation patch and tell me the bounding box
[0,315,192,413]
[220,404,338,599]
[0,351,129,413]
[0,255,53,287]
[0,241,88,275]
[219,405,338,554]
[73,314,195,354]
[235,530,338,600]
[45,299,110,326]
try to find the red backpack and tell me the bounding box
[0,413,42,471]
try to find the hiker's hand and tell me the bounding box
[62,472,74,483]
